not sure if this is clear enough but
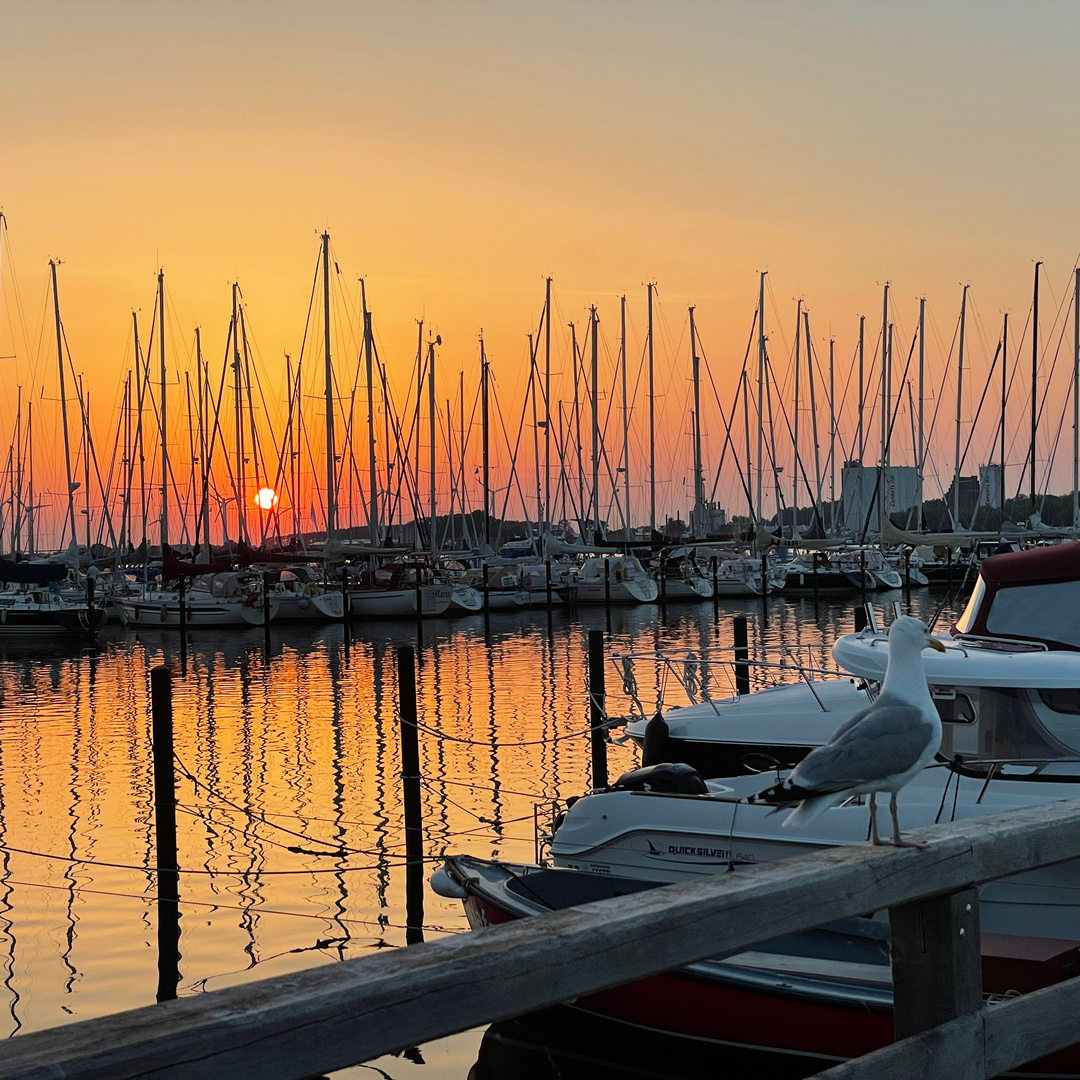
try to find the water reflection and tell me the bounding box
[0,593,961,1075]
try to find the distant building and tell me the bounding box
[840,463,920,532]
[690,500,727,538]
[944,475,981,523]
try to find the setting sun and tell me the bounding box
[254,487,278,512]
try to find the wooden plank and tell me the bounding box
[890,886,981,1039]
[1,799,1080,1080]
[809,972,1080,1080]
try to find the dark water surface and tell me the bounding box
[0,591,964,1077]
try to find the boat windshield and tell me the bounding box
[954,577,985,635]
[984,580,1080,649]
[957,574,1080,650]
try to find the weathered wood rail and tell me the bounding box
[3,798,1080,1079]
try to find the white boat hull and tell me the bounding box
[347,585,453,617]
[117,595,280,628]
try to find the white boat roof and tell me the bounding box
[833,631,1080,689]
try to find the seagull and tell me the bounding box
[756,615,946,847]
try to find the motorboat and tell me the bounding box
[435,542,1080,1074]
[624,542,1080,779]
[776,552,872,596]
[560,555,658,604]
[438,840,1080,1076]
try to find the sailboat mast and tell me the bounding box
[918,297,925,530]
[26,400,33,556]
[459,370,467,546]
[231,284,246,543]
[828,337,835,535]
[529,333,541,532]
[571,322,584,532]
[756,272,766,522]
[320,233,335,540]
[792,299,801,538]
[428,337,437,558]
[690,306,703,537]
[544,276,552,535]
[1031,260,1041,510]
[954,285,969,529]
[857,315,865,464]
[480,331,490,546]
[13,389,22,554]
[158,269,168,548]
[49,260,78,547]
[590,305,600,540]
[880,284,889,471]
[620,294,631,538]
[1001,312,1008,527]
[1074,269,1079,532]
[647,282,656,532]
[362,281,378,546]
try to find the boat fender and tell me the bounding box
[640,712,672,767]
[159,603,168,622]
[612,762,708,795]
[430,867,469,900]
[298,596,309,610]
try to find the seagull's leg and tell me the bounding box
[889,792,928,850]
[869,792,883,845]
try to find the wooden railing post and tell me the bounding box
[889,886,982,1041]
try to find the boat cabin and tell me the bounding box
[955,542,1080,651]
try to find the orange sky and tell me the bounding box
[4,2,1080,544]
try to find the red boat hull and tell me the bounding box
[465,894,1080,1075]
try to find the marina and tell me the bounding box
[9,5,1080,1077]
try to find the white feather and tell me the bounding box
[782,793,843,828]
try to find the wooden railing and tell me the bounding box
[3,798,1080,1079]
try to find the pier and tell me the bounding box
[0,799,1078,1078]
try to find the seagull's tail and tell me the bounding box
[782,794,842,829]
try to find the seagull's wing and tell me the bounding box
[786,702,937,795]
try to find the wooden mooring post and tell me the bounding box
[732,615,750,696]
[587,628,607,789]
[396,646,424,945]
[149,665,180,1003]
[7,802,1080,1079]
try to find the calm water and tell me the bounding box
[0,591,963,1078]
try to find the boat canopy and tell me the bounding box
[0,557,68,585]
[956,542,1080,650]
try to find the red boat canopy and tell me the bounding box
[979,542,1080,586]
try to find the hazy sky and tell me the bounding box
[4,2,1080,531]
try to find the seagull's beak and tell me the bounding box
[926,637,947,653]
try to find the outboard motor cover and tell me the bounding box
[612,762,708,795]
